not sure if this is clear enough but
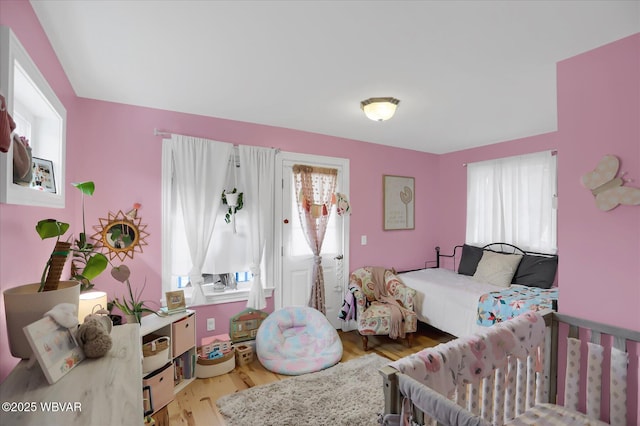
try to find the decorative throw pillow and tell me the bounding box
[512,254,558,288]
[458,244,484,276]
[473,251,523,287]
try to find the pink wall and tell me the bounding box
[556,33,640,331]
[1,7,638,421]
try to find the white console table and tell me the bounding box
[0,324,143,426]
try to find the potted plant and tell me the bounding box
[221,188,243,233]
[3,181,109,358]
[109,264,156,324]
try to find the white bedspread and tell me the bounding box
[398,268,502,338]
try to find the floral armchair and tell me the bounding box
[348,267,417,351]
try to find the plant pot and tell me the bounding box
[3,280,80,359]
[109,314,122,326]
[124,313,141,324]
[225,192,239,208]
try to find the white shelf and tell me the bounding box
[140,309,193,337]
[140,310,196,414]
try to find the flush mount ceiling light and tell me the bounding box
[360,97,400,121]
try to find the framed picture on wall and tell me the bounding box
[383,175,415,230]
[31,157,56,193]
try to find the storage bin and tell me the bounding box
[142,336,170,374]
[235,343,254,366]
[195,347,235,378]
[142,363,173,414]
[172,314,195,356]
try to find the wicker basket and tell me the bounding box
[142,336,170,374]
[197,348,234,365]
[143,336,169,357]
[195,347,235,378]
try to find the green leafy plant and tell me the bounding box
[35,181,108,292]
[221,188,243,224]
[109,264,155,323]
[69,181,109,291]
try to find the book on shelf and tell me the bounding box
[159,306,187,316]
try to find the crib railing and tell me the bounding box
[548,313,640,426]
[380,312,640,426]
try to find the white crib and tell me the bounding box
[379,311,639,425]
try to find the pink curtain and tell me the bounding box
[292,164,338,314]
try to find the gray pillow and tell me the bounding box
[458,244,484,276]
[512,255,558,288]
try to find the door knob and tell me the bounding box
[283,219,289,224]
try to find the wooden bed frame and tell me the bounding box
[379,311,640,425]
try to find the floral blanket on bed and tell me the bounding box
[476,285,558,326]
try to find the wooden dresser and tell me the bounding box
[0,324,143,426]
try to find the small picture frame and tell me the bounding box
[23,316,85,384]
[383,175,415,230]
[31,157,56,193]
[165,290,186,311]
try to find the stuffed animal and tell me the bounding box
[76,313,113,358]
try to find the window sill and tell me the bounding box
[185,287,273,306]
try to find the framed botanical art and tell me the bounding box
[23,316,84,384]
[383,175,415,230]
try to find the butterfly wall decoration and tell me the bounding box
[581,154,640,211]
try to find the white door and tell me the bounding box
[275,152,349,329]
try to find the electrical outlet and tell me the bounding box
[207,318,215,331]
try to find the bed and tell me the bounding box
[397,243,558,338]
[379,311,640,426]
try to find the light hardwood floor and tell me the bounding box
[151,324,453,426]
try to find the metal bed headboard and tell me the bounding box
[434,243,557,269]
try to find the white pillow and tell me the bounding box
[473,251,523,287]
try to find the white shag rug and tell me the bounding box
[216,353,389,426]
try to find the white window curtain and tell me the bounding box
[238,145,276,310]
[169,135,234,306]
[466,151,557,253]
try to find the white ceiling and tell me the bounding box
[30,1,639,154]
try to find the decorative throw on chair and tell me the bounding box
[370,267,409,339]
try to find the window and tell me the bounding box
[466,151,557,253]
[161,139,276,307]
[166,149,251,302]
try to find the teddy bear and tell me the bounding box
[76,313,113,358]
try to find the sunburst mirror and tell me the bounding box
[92,206,149,261]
